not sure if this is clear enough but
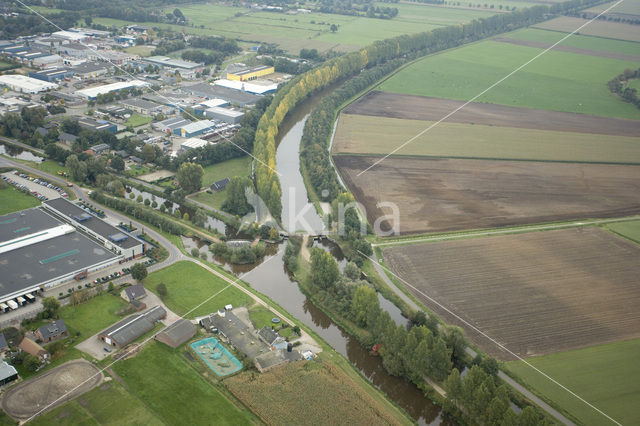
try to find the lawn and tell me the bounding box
[190,156,253,210]
[113,342,254,425]
[144,261,249,319]
[59,293,129,338]
[0,186,40,215]
[34,160,69,177]
[379,40,640,119]
[125,113,153,128]
[126,164,151,177]
[606,219,640,244]
[332,114,640,163]
[201,156,252,186]
[505,28,640,57]
[506,338,640,425]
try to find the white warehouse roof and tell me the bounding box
[214,78,277,94]
[0,74,58,93]
[199,98,228,108]
[181,120,216,134]
[76,80,150,99]
[181,138,210,149]
[206,106,244,118]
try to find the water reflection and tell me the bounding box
[0,144,45,162]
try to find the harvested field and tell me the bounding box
[2,359,103,420]
[333,114,640,163]
[382,227,640,360]
[533,16,640,42]
[491,36,640,61]
[334,156,640,234]
[225,359,405,425]
[343,91,640,137]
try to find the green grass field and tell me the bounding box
[332,114,640,163]
[379,40,640,119]
[91,2,495,53]
[0,61,15,71]
[628,79,640,90]
[506,338,640,425]
[124,45,156,57]
[0,186,40,215]
[505,28,640,56]
[126,164,150,177]
[31,380,162,425]
[190,156,252,210]
[606,219,640,244]
[113,342,254,425]
[145,261,249,319]
[125,113,153,128]
[59,293,129,338]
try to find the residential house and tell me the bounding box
[121,284,147,303]
[19,337,48,360]
[36,320,69,343]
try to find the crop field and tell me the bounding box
[333,114,640,163]
[506,338,640,425]
[378,39,640,119]
[334,156,640,234]
[584,0,640,16]
[503,28,640,57]
[382,227,640,360]
[225,358,407,425]
[533,16,640,43]
[145,261,249,319]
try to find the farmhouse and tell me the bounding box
[155,319,197,348]
[36,320,69,343]
[121,284,147,303]
[19,338,48,361]
[254,349,301,373]
[98,306,166,348]
[258,326,288,350]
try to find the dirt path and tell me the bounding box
[492,36,640,62]
[300,235,311,262]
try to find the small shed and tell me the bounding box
[155,319,196,348]
[210,177,230,192]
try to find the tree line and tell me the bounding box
[608,68,640,110]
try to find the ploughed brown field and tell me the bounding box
[383,228,640,360]
[334,156,640,235]
[343,91,640,137]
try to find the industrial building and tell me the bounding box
[204,106,244,124]
[77,117,117,133]
[181,137,212,151]
[180,83,261,107]
[76,80,150,100]
[0,74,58,94]
[98,306,166,348]
[180,120,217,138]
[120,98,164,115]
[29,67,74,82]
[214,78,278,95]
[71,61,112,79]
[43,198,145,259]
[32,54,63,69]
[143,56,203,71]
[0,207,120,305]
[226,65,274,81]
[152,117,191,134]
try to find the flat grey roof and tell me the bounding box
[0,231,118,299]
[180,83,260,106]
[0,208,60,244]
[44,198,141,249]
[101,306,166,346]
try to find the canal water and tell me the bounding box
[0,144,45,162]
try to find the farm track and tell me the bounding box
[382,227,640,360]
[343,91,640,137]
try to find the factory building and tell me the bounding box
[214,78,278,95]
[29,67,74,82]
[143,56,203,71]
[75,80,150,100]
[180,120,217,138]
[152,117,191,134]
[77,117,118,133]
[204,107,244,124]
[226,65,274,82]
[0,74,58,94]
[181,83,261,107]
[43,198,145,259]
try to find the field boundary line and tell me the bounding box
[373,216,640,247]
[356,0,627,177]
[358,250,624,426]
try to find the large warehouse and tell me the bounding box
[76,80,150,100]
[0,75,58,94]
[0,208,120,305]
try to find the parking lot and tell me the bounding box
[1,171,69,201]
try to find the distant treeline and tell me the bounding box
[0,11,80,38]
